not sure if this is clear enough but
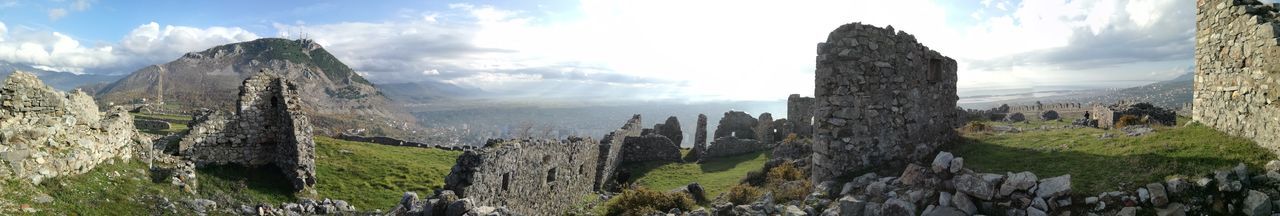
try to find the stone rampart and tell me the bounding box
[1194,0,1280,153]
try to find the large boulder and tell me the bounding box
[1245,190,1271,216]
[999,172,1038,197]
[1039,110,1059,121]
[953,174,995,200]
[1035,175,1071,198]
[931,152,954,173]
[1147,182,1168,207]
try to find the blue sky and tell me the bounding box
[0,0,1196,101]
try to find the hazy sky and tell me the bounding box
[0,0,1195,101]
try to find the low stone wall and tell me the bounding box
[444,137,600,214]
[135,119,172,130]
[620,134,681,163]
[704,137,769,158]
[0,71,145,184]
[178,71,316,191]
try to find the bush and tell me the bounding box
[772,180,813,203]
[782,133,800,143]
[1115,115,1144,128]
[740,170,766,187]
[604,187,696,216]
[961,121,991,133]
[765,161,806,187]
[725,184,763,204]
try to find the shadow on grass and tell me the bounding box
[197,164,296,203]
[949,136,1269,195]
[621,151,768,185]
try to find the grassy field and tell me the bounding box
[133,112,191,135]
[622,151,770,199]
[953,117,1275,195]
[312,136,462,210]
[0,159,196,215]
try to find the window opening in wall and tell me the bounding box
[546,168,557,183]
[501,173,511,191]
[579,164,585,175]
[928,58,942,85]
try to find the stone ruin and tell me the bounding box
[620,132,681,163]
[1090,101,1178,129]
[811,23,961,183]
[177,71,317,191]
[699,111,773,160]
[593,114,642,191]
[714,111,758,139]
[0,71,147,184]
[1194,0,1280,153]
[787,94,816,138]
[442,137,600,214]
[683,114,709,162]
[652,116,683,145]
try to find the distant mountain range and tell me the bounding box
[90,38,419,137]
[0,62,123,91]
[961,72,1193,110]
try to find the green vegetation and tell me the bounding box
[0,159,195,215]
[312,136,462,210]
[133,112,191,135]
[953,118,1275,195]
[623,151,770,199]
[602,187,697,216]
[1,136,463,214]
[763,162,810,203]
[213,38,371,85]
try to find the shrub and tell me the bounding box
[604,187,696,216]
[725,184,763,204]
[765,161,806,187]
[961,121,991,133]
[740,170,766,186]
[772,180,813,203]
[1115,114,1143,128]
[782,133,800,143]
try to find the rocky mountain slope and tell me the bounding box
[93,38,417,136]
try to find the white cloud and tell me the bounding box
[0,21,7,42]
[0,22,259,74]
[48,8,67,21]
[71,0,91,11]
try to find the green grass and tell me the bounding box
[197,164,300,205]
[623,151,771,199]
[953,119,1275,195]
[313,136,462,210]
[0,159,195,215]
[133,112,191,135]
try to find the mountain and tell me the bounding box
[0,62,123,91]
[95,38,418,136]
[962,72,1193,110]
[379,80,486,103]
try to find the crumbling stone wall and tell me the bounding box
[704,137,768,158]
[0,71,145,184]
[1194,0,1280,153]
[811,23,960,183]
[620,134,681,163]
[652,116,683,146]
[444,137,599,214]
[713,111,758,139]
[178,71,316,191]
[684,114,709,162]
[787,94,815,137]
[593,114,641,191]
[755,113,776,143]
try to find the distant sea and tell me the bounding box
[956,80,1159,108]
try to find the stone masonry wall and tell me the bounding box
[0,71,144,184]
[1195,0,1280,153]
[593,114,642,191]
[787,94,816,137]
[704,137,768,159]
[811,23,960,182]
[620,134,681,163]
[178,71,316,191]
[444,137,599,214]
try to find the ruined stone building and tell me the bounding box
[593,114,641,191]
[700,111,772,159]
[811,23,961,183]
[787,94,816,137]
[178,71,317,191]
[1194,0,1280,153]
[0,71,145,184]
[683,114,709,162]
[444,137,600,214]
